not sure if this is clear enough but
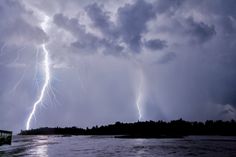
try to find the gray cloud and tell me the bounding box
[53,0,163,55]
[153,0,185,14]
[117,0,156,52]
[185,17,216,43]
[0,0,47,46]
[53,13,85,37]
[54,13,101,53]
[54,13,124,55]
[156,52,176,64]
[144,39,167,50]
[85,3,117,39]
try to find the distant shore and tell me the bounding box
[19,119,236,138]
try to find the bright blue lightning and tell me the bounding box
[26,13,51,130]
[26,44,50,130]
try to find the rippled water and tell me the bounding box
[0,135,236,156]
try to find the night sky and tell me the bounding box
[0,0,236,133]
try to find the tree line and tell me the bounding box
[20,119,236,138]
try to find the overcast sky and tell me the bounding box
[1,0,236,133]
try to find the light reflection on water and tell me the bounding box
[33,136,48,157]
[0,135,236,156]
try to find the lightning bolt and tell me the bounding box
[26,12,51,130]
[26,44,50,130]
[136,69,145,121]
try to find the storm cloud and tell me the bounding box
[1,0,236,133]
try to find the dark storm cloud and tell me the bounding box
[144,39,167,50]
[54,13,102,53]
[185,17,216,43]
[85,3,117,39]
[117,0,156,52]
[54,13,124,55]
[54,0,164,55]
[85,0,160,54]
[67,0,159,54]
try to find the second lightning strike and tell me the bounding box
[136,69,145,121]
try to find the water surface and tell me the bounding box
[0,135,236,156]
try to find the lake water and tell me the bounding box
[0,135,236,156]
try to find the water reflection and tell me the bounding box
[34,136,48,157]
[22,136,50,156]
[134,139,146,157]
[1,136,236,157]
